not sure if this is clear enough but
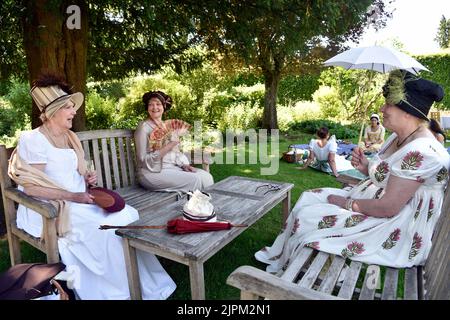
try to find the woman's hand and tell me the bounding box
[181,164,197,172]
[71,192,95,204]
[327,194,346,208]
[85,172,97,187]
[351,147,369,175]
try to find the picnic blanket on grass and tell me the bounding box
[289,141,357,156]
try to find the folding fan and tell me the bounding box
[164,119,191,136]
[148,119,191,150]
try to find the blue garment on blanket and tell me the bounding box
[289,142,357,156]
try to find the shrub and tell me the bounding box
[278,74,320,106]
[215,84,264,132]
[277,101,322,132]
[416,52,450,110]
[218,102,262,132]
[312,86,343,120]
[85,91,117,130]
[88,80,127,101]
[289,119,360,139]
[0,79,31,137]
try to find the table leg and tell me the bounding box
[123,238,142,300]
[189,261,205,300]
[282,190,291,223]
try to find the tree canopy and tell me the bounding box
[0,0,392,130]
[435,15,450,49]
[0,0,202,130]
[191,0,392,129]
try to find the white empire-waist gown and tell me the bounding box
[15,129,176,300]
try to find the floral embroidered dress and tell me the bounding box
[255,133,449,272]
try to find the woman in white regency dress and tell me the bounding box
[256,70,449,272]
[14,75,176,300]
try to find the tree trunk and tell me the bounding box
[262,70,280,130]
[22,0,88,131]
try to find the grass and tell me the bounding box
[0,131,415,299]
[164,131,342,299]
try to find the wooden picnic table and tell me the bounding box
[116,175,294,300]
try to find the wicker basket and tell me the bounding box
[282,152,302,163]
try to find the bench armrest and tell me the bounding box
[4,187,58,219]
[226,266,343,300]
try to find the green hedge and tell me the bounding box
[416,52,450,109]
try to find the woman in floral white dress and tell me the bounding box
[256,70,449,272]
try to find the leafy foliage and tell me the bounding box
[318,67,386,121]
[434,15,450,49]
[192,0,392,128]
[417,52,450,109]
[0,1,204,82]
[85,91,117,130]
[278,74,321,106]
[0,79,31,137]
[86,1,204,81]
[290,119,361,139]
[0,0,27,79]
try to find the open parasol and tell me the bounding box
[323,45,429,143]
[324,45,429,75]
[99,218,247,235]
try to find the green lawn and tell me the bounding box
[0,131,352,299]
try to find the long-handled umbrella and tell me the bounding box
[99,218,247,234]
[323,45,429,143]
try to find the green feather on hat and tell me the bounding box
[383,70,407,105]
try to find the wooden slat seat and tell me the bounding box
[0,129,178,266]
[227,174,450,300]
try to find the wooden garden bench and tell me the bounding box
[227,175,450,300]
[0,129,183,266]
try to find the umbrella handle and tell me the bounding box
[99,225,166,230]
[358,123,365,145]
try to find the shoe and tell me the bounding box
[254,249,273,265]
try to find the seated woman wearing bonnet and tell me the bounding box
[134,90,214,193]
[9,74,176,300]
[358,113,385,153]
[256,70,449,272]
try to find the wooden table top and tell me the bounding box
[116,176,294,261]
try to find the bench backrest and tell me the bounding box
[76,129,137,190]
[423,183,450,299]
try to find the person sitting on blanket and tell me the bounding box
[358,113,386,154]
[256,69,449,272]
[297,127,341,178]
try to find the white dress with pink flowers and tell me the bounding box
[255,133,450,272]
